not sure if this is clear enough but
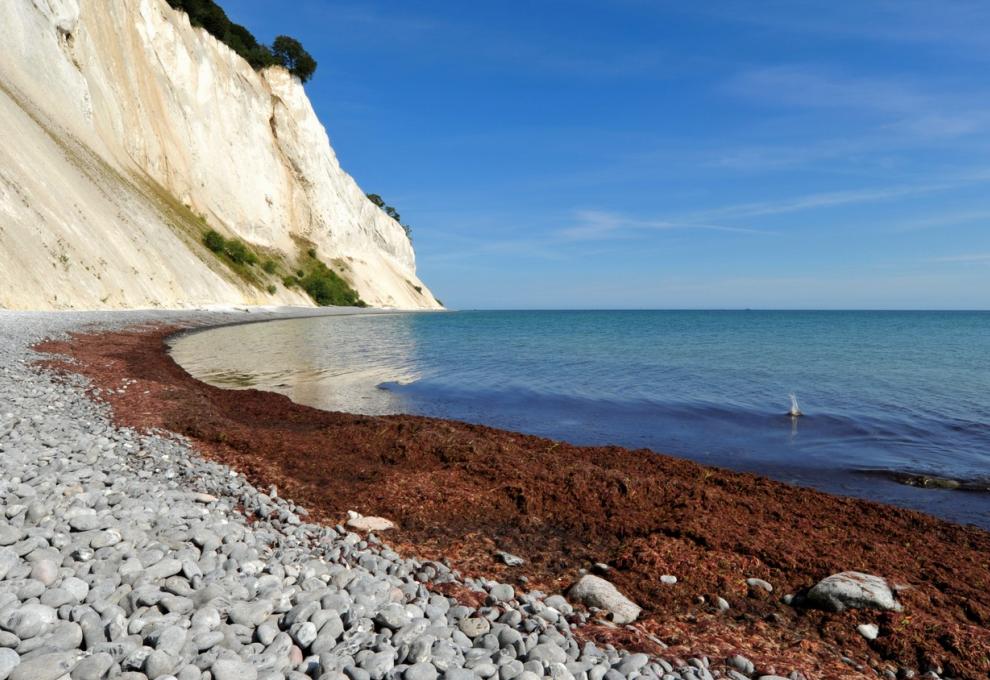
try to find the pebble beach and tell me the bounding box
[2,310,987,680]
[0,310,749,680]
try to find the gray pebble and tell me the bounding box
[69,652,113,680]
[9,651,80,680]
[404,662,438,680]
[212,658,258,680]
[0,648,19,680]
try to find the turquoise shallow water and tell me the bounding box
[170,310,990,528]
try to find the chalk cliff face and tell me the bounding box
[0,0,441,310]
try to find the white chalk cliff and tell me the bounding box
[0,0,441,310]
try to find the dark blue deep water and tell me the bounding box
[170,310,990,528]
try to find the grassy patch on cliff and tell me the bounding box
[282,249,365,307]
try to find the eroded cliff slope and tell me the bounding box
[0,0,441,309]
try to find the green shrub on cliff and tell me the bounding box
[165,0,317,81]
[202,230,258,266]
[299,259,365,307]
[272,36,318,83]
[224,238,257,266]
[203,229,225,253]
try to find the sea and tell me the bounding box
[169,310,990,528]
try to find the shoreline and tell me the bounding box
[31,312,990,679]
[3,308,713,680]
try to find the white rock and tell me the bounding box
[805,572,902,612]
[746,577,773,593]
[346,515,396,532]
[567,575,641,624]
[857,623,880,640]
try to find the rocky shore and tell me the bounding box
[3,310,988,679]
[0,310,794,680]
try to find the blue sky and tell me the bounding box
[225,1,990,309]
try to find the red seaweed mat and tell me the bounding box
[36,324,990,679]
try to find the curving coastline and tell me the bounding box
[3,308,712,680]
[30,312,990,679]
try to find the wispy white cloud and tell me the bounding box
[727,66,929,115]
[432,176,983,259]
[893,209,990,232]
[688,183,953,221]
[558,209,774,241]
[727,65,990,138]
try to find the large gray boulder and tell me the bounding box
[804,571,902,612]
[567,575,641,624]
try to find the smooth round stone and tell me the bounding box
[212,659,258,680]
[374,604,410,631]
[727,655,755,675]
[0,528,23,548]
[359,651,395,680]
[659,575,677,585]
[61,577,89,602]
[68,515,100,532]
[191,607,221,632]
[499,660,525,680]
[543,596,572,615]
[30,560,58,587]
[152,627,187,657]
[8,651,79,680]
[526,644,567,666]
[443,670,476,680]
[404,662,438,680]
[40,589,75,608]
[25,504,47,523]
[615,653,649,675]
[90,530,121,549]
[0,648,19,680]
[5,604,57,640]
[44,622,83,651]
[69,652,113,680]
[144,649,175,678]
[488,584,514,603]
[457,618,490,639]
[15,580,44,600]
[746,578,773,593]
[857,623,880,640]
[289,622,317,648]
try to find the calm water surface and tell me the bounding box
[169,310,990,528]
